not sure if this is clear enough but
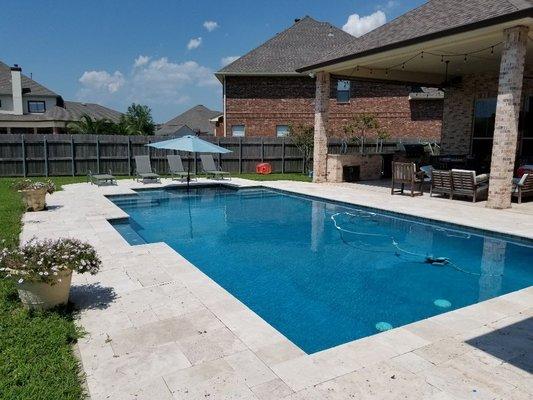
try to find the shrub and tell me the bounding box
[12,179,56,194]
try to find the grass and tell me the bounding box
[0,177,85,400]
[0,172,309,399]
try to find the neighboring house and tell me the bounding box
[0,62,122,134]
[216,16,443,139]
[156,105,223,136]
[297,0,532,208]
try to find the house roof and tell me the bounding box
[157,124,198,138]
[298,0,533,72]
[0,61,58,97]
[0,101,122,123]
[156,105,221,136]
[217,16,356,75]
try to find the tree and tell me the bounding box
[342,113,387,154]
[288,124,314,174]
[121,103,155,135]
[67,114,115,135]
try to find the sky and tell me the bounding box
[2,0,425,123]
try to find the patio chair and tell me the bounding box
[391,162,423,196]
[512,173,533,204]
[451,169,488,202]
[430,170,453,199]
[134,155,161,183]
[87,169,117,186]
[167,155,196,182]
[200,154,231,180]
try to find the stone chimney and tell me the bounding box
[11,65,23,115]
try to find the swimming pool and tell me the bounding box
[110,185,533,353]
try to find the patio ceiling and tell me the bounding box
[305,17,533,86]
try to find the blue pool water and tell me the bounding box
[110,186,533,353]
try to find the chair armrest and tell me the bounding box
[475,174,489,184]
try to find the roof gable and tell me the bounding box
[218,16,357,75]
[156,105,221,136]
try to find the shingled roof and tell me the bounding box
[217,16,356,75]
[0,61,58,96]
[299,0,533,71]
[156,105,221,136]
[0,101,122,122]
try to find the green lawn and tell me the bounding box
[0,172,309,399]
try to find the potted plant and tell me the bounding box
[0,238,101,310]
[13,179,56,211]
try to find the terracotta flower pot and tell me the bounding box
[17,270,73,310]
[20,188,48,211]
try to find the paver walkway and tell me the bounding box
[21,178,532,399]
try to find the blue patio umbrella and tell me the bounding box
[146,135,232,188]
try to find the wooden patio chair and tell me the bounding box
[391,162,423,196]
[430,170,453,199]
[451,169,489,202]
[512,173,533,204]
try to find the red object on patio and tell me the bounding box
[517,165,533,178]
[256,163,272,175]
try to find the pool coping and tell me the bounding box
[21,178,533,398]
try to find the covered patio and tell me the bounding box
[298,0,533,209]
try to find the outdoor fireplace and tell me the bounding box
[326,154,382,183]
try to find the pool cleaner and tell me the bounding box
[424,256,450,266]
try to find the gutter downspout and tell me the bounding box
[223,75,227,137]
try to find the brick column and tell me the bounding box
[313,71,330,183]
[486,25,528,209]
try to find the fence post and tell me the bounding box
[239,138,243,174]
[96,136,100,174]
[21,135,26,177]
[43,137,48,177]
[70,136,75,176]
[127,137,132,176]
[281,139,285,174]
[217,138,221,167]
[261,138,264,162]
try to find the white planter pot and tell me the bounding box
[17,270,73,310]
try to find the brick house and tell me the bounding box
[298,0,533,208]
[216,16,443,140]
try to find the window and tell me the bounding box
[231,125,245,137]
[337,80,351,103]
[28,100,46,113]
[276,125,290,137]
[472,98,496,138]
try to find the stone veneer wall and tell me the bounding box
[326,154,383,182]
[441,71,533,155]
[224,76,443,140]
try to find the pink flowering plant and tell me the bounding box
[0,238,101,285]
[13,178,56,194]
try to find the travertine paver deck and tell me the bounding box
[20,178,532,399]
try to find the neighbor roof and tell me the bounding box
[299,0,533,72]
[0,101,122,123]
[156,105,221,136]
[217,16,357,75]
[0,61,58,97]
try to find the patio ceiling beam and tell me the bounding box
[486,25,529,209]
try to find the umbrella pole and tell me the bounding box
[187,156,191,191]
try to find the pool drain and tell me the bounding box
[433,299,452,308]
[375,322,393,332]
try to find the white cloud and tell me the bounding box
[187,37,202,50]
[203,21,219,32]
[78,70,125,93]
[342,10,386,37]
[134,55,150,68]
[221,56,240,67]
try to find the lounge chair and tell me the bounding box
[430,170,453,199]
[451,169,488,202]
[512,173,533,204]
[200,154,231,180]
[391,162,423,196]
[167,154,196,182]
[134,155,161,183]
[87,169,117,186]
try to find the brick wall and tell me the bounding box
[224,76,443,140]
[441,71,533,155]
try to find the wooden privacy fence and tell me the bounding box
[0,134,404,177]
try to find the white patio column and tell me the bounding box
[486,25,529,209]
[313,71,330,183]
